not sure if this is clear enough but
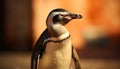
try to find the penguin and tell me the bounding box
[31,8,82,69]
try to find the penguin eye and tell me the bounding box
[59,14,64,17]
[52,14,65,23]
[53,15,61,23]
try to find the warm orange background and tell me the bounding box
[32,0,120,49]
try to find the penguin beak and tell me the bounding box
[60,13,82,25]
[70,14,82,19]
[64,13,82,20]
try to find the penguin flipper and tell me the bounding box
[31,29,49,69]
[31,54,40,69]
[72,46,81,69]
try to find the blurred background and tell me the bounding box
[0,0,120,69]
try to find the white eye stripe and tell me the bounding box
[51,12,68,17]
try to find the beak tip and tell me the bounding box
[78,14,82,19]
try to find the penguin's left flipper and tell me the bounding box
[31,54,40,69]
[31,29,49,69]
[72,46,81,69]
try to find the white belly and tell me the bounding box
[39,38,72,69]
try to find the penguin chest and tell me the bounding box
[39,37,72,69]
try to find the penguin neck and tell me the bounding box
[47,23,69,38]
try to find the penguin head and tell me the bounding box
[46,8,82,26]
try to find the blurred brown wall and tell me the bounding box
[0,0,33,51]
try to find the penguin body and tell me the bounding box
[39,32,72,69]
[31,8,82,69]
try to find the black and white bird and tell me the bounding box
[31,8,82,69]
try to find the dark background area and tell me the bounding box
[0,0,5,50]
[0,0,33,51]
